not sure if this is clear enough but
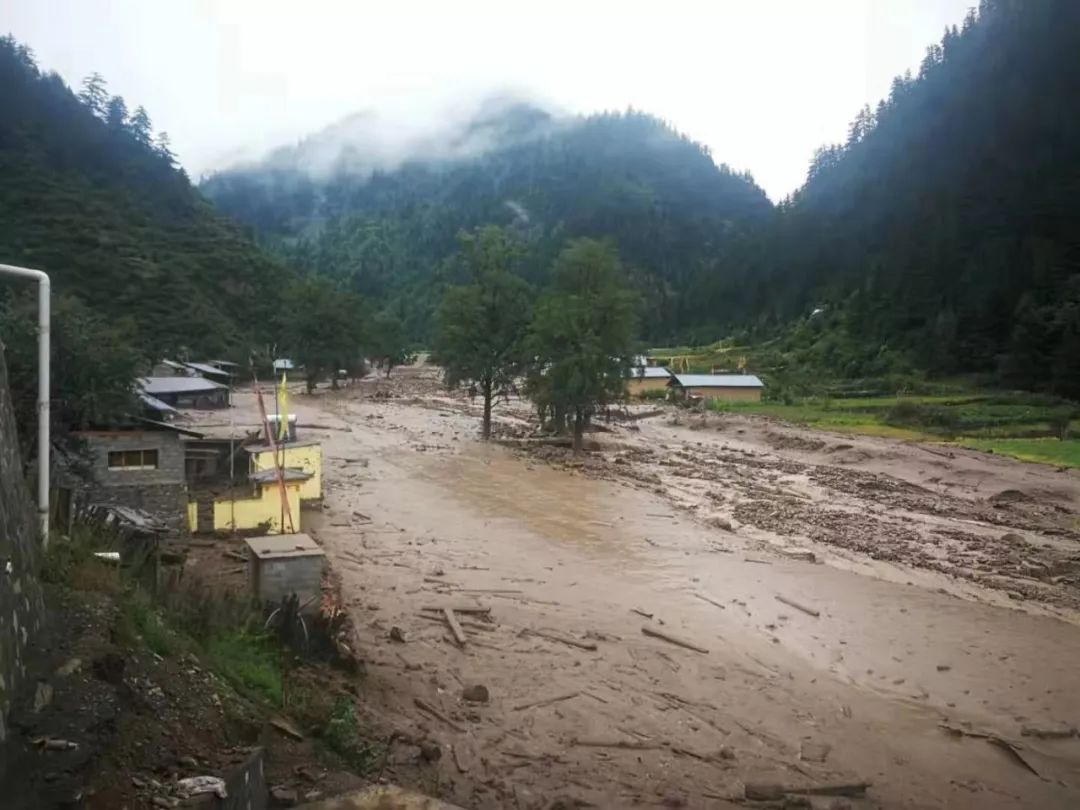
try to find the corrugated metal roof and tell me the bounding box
[250,467,312,483]
[672,374,764,388]
[245,532,324,558]
[138,391,178,413]
[183,361,232,377]
[626,366,671,380]
[140,376,227,394]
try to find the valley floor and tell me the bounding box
[190,364,1080,809]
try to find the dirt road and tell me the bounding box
[193,367,1080,808]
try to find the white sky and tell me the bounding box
[4,0,972,200]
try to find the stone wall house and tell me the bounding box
[66,424,202,531]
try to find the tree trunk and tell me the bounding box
[553,404,567,435]
[306,373,316,394]
[481,379,493,440]
[572,408,584,455]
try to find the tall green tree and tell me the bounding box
[367,311,409,377]
[78,72,107,118]
[281,276,366,393]
[435,226,533,438]
[0,292,139,463]
[105,95,128,130]
[527,238,640,453]
[129,104,152,145]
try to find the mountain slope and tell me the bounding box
[0,35,296,359]
[202,106,773,341]
[751,0,1080,393]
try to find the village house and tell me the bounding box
[180,361,234,386]
[625,365,672,397]
[140,375,230,408]
[65,419,204,531]
[669,373,765,402]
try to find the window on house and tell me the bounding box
[107,449,159,471]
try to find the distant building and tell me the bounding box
[669,373,765,402]
[189,467,312,535]
[140,376,230,408]
[181,361,233,385]
[625,366,672,397]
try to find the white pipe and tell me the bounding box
[0,263,50,546]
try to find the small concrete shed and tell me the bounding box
[244,533,325,608]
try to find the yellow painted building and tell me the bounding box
[189,469,310,535]
[625,367,672,397]
[248,440,322,502]
[670,373,765,402]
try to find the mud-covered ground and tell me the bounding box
[189,364,1080,809]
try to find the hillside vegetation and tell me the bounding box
[205,0,1080,401]
[0,35,296,359]
[203,107,771,342]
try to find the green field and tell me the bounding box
[704,395,1080,468]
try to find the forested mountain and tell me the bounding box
[204,0,1080,397]
[0,35,295,359]
[202,105,772,341]
[743,0,1080,395]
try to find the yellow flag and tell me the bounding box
[277,373,289,440]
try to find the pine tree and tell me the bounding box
[129,105,152,144]
[154,131,176,165]
[105,95,128,130]
[78,71,108,118]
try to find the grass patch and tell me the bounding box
[115,589,185,657]
[957,438,1080,468]
[322,698,379,774]
[707,392,1078,445]
[204,631,283,706]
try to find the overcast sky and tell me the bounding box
[5,0,972,200]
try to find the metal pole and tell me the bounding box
[0,263,50,545]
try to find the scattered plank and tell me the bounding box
[424,576,460,586]
[222,550,246,562]
[631,608,654,620]
[458,588,523,594]
[641,625,709,654]
[225,566,245,575]
[524,629,598,652]
[744,557,772,565]
[791,782,871,798]
[986,736,1040,777]
[692,592,726,610]
[443,608,467,647]
[270,716,304,741]
[513,691,580,712]
[413,698,466,733]
[572,737,663,750]
[420,605,492,615]
[647,513,675,519]
[775,594,820,618]
[416,612,494,632]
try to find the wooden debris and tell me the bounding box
[513,691,580,712]
[524,628,598,652]
[792,782,871,798]
[631,608,655,620]
[744,557,772,565]
[775,594,820,617]
[641,625,709,654]
[416,612,494,632]
[647,513,675,518]
[692,592,726,610]
[420,605,492,615]
[457,588,523,594]
[270,716,304,741]
[222,550,246,562]
[443,608,467,647]
[413,698,466,732]
[572,737,663,750]
[986,736,1040,776]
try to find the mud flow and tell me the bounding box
[186,363,1080,809]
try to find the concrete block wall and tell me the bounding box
[0,346,46,743]
[253,556,324,606]
[81,431,186,487]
